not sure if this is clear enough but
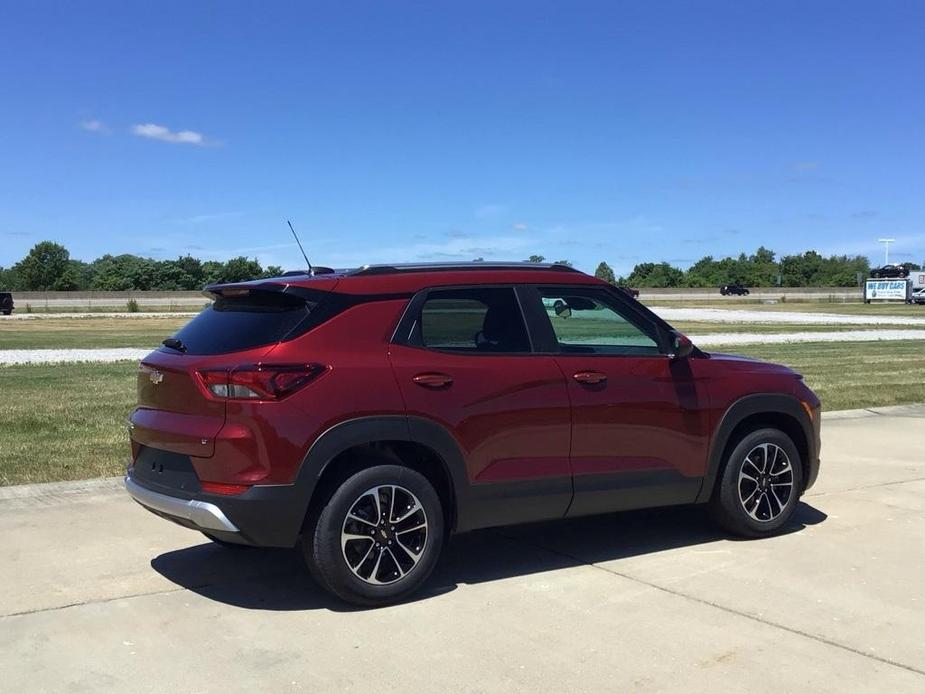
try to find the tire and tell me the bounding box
[1,310,10,316]
[709,428,803,538]
[201,532,251,548]
[303,464,444,606]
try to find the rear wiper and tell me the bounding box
[161,337,187,353]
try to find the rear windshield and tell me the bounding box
[167,290,316,355]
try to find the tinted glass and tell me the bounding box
[419,287,530,353]
[168,290,316,355]
[540,288,659,355]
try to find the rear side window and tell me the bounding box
[168,290,317,355]
[417,287,530,353]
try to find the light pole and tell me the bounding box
[877,238,896,265]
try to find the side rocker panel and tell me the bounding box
[285,414,572,544]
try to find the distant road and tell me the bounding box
[8,287,863,309]
[640,288,862,301]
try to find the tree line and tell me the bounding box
[0,242,283,291]
[1,241,919,292]
[561,248,916,288]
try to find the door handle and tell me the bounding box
[412,372,454,388]
[573,370,607,385]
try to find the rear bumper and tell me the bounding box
[125,476,239,533]
[124,463,309,547]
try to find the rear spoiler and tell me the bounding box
[202,279,340,301]
[203,281,288,299]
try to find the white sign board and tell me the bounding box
[864,279,910,301]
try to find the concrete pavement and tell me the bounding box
[1,407,924,692]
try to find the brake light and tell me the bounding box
[196,364,326,401]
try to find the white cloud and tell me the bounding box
[512,222,528,231]
[318,233,534,270]
[79,119,109,134]
[131,123,216,146]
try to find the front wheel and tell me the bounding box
[710,428,803,538]
[304,464,444,606]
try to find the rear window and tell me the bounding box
[167,290,317,355]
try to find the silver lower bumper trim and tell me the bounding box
[124,476,240,533]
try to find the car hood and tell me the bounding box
[703,351,800,377]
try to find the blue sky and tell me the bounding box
[1,1,923,276]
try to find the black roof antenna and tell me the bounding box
[287,219,313,275]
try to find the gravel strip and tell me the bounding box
[0,348,150,365]
[653,307,925,326]
[691,329,925,346]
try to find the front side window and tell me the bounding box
[417,287,530,353]
[539,288,659,355]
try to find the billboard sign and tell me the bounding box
[864,279,910,301]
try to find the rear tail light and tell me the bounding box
[196,363,327,401]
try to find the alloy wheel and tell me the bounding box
[340,485,428,586]
[737,443,794,522]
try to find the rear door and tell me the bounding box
[521,285,712,517]
[389,285,573,529]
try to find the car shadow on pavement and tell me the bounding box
[150,501,826,612]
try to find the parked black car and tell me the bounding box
[0,292,13,315]
[870,264,909,279]
[720,284,750,296]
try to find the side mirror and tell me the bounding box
[669,331,694,360]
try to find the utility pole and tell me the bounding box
[877,238,896,265]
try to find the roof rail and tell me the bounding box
[348,261,581,276]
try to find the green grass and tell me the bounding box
[0,316,189,349]
[2,340,924,486]
[706,340,925,411]
[0,362,138,486]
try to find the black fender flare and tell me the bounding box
[290,415,471,532]
[695,393,816,503]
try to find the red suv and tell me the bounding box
[126,262,821,605]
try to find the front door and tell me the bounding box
[389,285,573,530]
[524,285,712,517]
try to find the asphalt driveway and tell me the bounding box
[1,406,924,692]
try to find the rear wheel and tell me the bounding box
[710,428,803,538]
[303,464,444,606]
